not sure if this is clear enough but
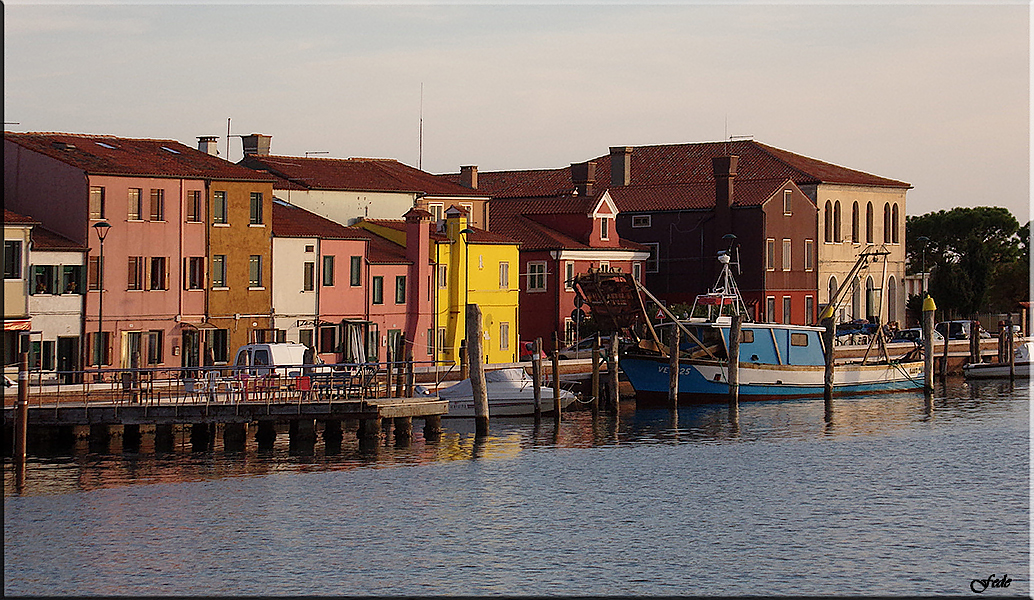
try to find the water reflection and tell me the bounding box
[5,378,1027,498]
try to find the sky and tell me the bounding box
[4,2,1030,222]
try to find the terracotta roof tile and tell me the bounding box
[361,218,520,246]
[272,199,373,239]
[4,209,38,225]
[31,226,86,251]
[488,195,648,252]
[5,132,275,182]
[240,155,488,197]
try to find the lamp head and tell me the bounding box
[92,220,111,241]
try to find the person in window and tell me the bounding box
[35,275,48,294]
[64,279,78,293]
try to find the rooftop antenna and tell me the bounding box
[724,114,728,154]
[418,82,424,170]
[226,118,231,160]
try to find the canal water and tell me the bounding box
[4,378,1029,596]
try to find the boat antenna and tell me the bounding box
[722,233,741,275]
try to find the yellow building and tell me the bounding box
[357,206,521,365]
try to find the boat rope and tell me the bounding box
[889,360,926,389]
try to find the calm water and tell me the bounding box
[4,378,1030,596]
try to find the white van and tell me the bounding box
[231,343,327,377]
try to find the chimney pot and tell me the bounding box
[197,136,220,156]
[242,133,271,156]
[460,165,478,189]
[571,161,597,197]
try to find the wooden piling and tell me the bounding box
[591,335,600,420]
[940,322,950,380]
[668,326,680,409]
[821,315,835,418]
[223,422,248,453]
[154,424,175,453]
[969,319,980,364]
[459,340,468,381]
[552,331,562,425]
[922,295,936,391]
[189,423,210,452]
[255,420,277,450]
[728,315,742,422]
[15,353,28,489]
[532,337,543,421]
[122,424,142,453]
[423,415,443,441]
[393,417,413,446]
[89,424,111,454]
[405,347,415,397]
[322,419,343,454]
[1007,317,1016,380]
[607,334,620,414]
[466,304,489,437]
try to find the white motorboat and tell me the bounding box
[963,340,1032,379]
[415,367,577,417]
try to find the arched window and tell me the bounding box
[887,276,897,324]
[834,201,842,243]
[883,203,891,243]
[824,201,833,242]
[828,275,838,308]
[866,202,874,244]
[865,276,877,320]
[851,202,859,243]
[891,204,900,244]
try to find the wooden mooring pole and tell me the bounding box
[15,353,29,490]
[532,337,543,422]
[607,334,620,414]
[1007,317,1016,380]
[728,315,742,425]
[821,314,835,420]
[668,326,680,410]
[466,304,489,437]
[922,295,936,391]
[552,332,562,426]
[591,334,600,420]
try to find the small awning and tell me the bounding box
[181,321,219,330]
[4,319,32,331]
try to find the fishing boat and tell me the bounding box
[574,247,925,406]
[962,340,1032,379]
[414,367,577,417]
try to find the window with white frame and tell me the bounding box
[498,261,509,289]
[782,239,791,271]
[804,239,814,271]
[127,188,142,220]
[600,216,610,240]
[527,262,546,291]
[783,189,792,214]
[499,322,509,351]
[631,214,651,228]
[766,296,776,323]
[212,255,226,288]
[646,243,660,273]
[632,262,642,283]
[428,203,444,222]
[782,297,792,324]
[248,255,262,288]
[4,241,22,279]
[438,264,448,288]
[766,239,776,270]
[565,261,574,291]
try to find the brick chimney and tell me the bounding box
[609,146,633,187]
[459,165,478,189]
[712,155,738,237]
[197,136,219,156]
[571,161,596,196]
[404,207,434,353]
[241,134,271,156]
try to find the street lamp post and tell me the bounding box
[92,221,111,376]
[916,235,930,297]
[460,227,475,341]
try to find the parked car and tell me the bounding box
[836,319,878,336]
[231,342,328,377]
[518,341,547,362]
[889,327,944,345]
[935,320,991,341]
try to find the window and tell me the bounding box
[250,192,263,225]
[428,203,444,222]
[783,190,792,215]
[599,261,610,271]
[127,188,142,220]
[805,296,814,325]
[833,201,842,242]
[127,257,144,290]
[61,265,83,294]
[213,191,228,224]
[350,256,361,286]
[149,257,167,290]
[632,262,642,283]
[438,264,448,288]
[298,328,314,349]
[828,276,839,312]
[460,203,474,218]
[395,275,406,304]
[804,239,814,271]
[91,331,112,366]
[527,261,546,291]
[740,330,755,344]
[88,256,102,290]
[499,261,509,290]
[851,202,860,243]
[766,239,776,270]
[600,216,610,240]
[766,296,776,323]
[366,326,379,361]
[208,329,228,363]
[564,262,574,291]
[790,332,809,347]
[646,242,660,273]
[304,244,315,253]
[500,322,510,351]
[212,255,227,288]
[149,189,165,221]
[185,257,204,290]
[372,276,384,304]
[147,330,163,365]
[248,255,262,288]
[631,214,651,228]
[866,202,874,243]
[783,297,792,324]
[89,186,105,219]
[322,256,335,286]
[319,326,337,353]
[782,239,791,271]
[29,340,55,371]
[437,328,446,354]
[31,265,57,294]
[4,241,22,279]
[303,262,315,291]
[186,191,201,222]
[824,201,833,243]
[892,204,900,244]
[883,203,891,243]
